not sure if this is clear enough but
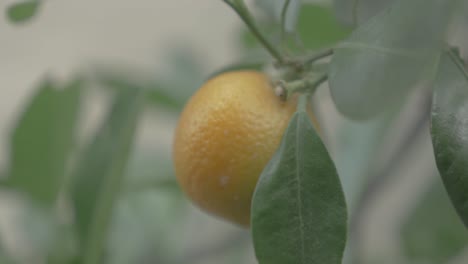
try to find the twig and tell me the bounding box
[223,0,285,64]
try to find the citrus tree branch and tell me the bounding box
[223,0,286,64]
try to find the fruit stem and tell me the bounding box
[223,0,286,64]
[279,74,328,98]
[298,94,308,112]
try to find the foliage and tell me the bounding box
[252,96,347,264]
[6,0,41,24]
[2,0,468,264]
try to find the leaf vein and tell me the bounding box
[336,42,434,58]
[295,115,306,264]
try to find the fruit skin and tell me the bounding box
[173,70,314,227]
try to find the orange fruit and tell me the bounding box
[172,70,316,227]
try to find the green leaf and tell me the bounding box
[431,50,468,227]
[239,4,350,52]
[298,4,351,50]
[255,0,301,32]
[252,96,347,264]
[333,0,394,26]
[400,177,468,264]
[329,0,457,120]
[6,0,40,23]
[71,88,143,264]
[6,78,81,205]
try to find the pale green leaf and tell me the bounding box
[330,0,457,120]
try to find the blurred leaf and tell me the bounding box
[0,256,13,264]
[160,45,205,102]
[252,96,347,264]
[71,88,143,264]
[334,109,397,209]
[329,0,457,120]
[15,202,77,264]
[108,190,186,264]
[240,4,350,52]
[401,177,468,263]
[46,225,78,264]
[94,45,204,111]
[255,0,301,32]
[240,26,276,50]
[122,149,177,194]
[431,50,468,227]
[333,0,394,26]
[6,0,40,23]
[298,4,351,50]
[95,69,182,111]
[6,78,81,205]
[0,242,14,264]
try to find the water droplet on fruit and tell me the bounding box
[219,175,230,186]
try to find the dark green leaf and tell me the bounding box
[6,0,40,23]
[71,87,143,264]
[329,0,457,120]
[401,177,468,263]
[6,78,81,205]
[252,96,347,264]
[431,50,468,227]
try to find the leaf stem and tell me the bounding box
[223,0,286,64]
[448,48,468,82]
[304,49,334,65]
